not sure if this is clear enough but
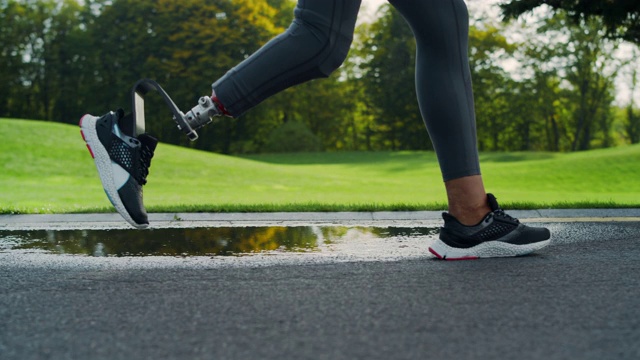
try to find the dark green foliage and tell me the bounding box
[500,0,640,44]
[356,5,432,151]
[0,0,632,154]
[263,121,323,153]
[626,106,640,143]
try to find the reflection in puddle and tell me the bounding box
[0,227,439,257]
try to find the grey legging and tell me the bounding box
[212,0,480,181]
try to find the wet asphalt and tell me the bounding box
[0,214,639,360]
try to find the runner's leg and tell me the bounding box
[212,0,362,117]
[389,0,490,223]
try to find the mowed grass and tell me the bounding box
[1,118,640,214]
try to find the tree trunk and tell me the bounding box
[551,116,560,151]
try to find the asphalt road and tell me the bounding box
[1,220,639,360]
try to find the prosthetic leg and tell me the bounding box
[126,79,220,141]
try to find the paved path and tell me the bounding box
[0,212,639,359]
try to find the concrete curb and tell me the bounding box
[1,209,639,230]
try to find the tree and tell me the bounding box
[357,4,432,151]
[1,0,361,154]
[0,0,29,117]
[265,75,361,152]
[466,21,522,151]
[553,17,620,150]
[626,106,640,144]
[0,0,87,122]
[355,6,539,152]
[623,57,640,143]
[500,0,640,44]
[508,12,622,151]
[80,0,283,152]
[45,0,89,123]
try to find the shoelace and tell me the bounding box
[493,209,519,223]
[138,144,155,185]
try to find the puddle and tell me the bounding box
[0,227,439,257]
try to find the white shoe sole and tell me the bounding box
[429,238,550,260]
[80,114,148,229]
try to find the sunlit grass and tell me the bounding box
[2,118,640,214]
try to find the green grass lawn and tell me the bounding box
[2,118,640,214]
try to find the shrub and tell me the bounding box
[263,121,323,153]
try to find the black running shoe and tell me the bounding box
[80,110,157,229]
[429,194,551,260]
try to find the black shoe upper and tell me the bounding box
[95,110,158,225]
[96,110,157,187]
[440,194,550,248]
[117,178,148,225]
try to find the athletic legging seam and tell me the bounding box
[225,0,342,111]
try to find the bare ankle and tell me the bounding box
[448,203,491,226]
[444,175,491,226]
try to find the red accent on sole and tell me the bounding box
[429,247,479,261]
[79,115,94,158]
[85,144,95,158]
[429,248,444,259]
